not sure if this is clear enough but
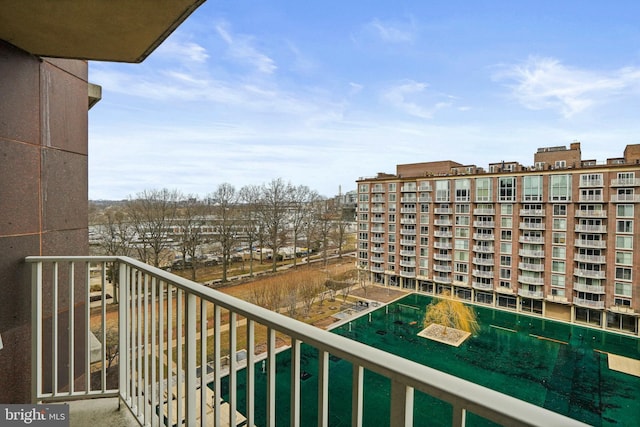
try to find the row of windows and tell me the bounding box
[359,172,637,195]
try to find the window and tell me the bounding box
[617,204,634,217]
[388,234,396,243]
[475,177,492,202]
[501,204,513,215]
[455,179,470,202]
[501,216,512,227]
[615,282,632,296]
[499,177,516,202]
[388,214,395,222]
[389,203,396,213]
[500,255,511,266]
[455,239,469,250]
[555,160,566,168]
[455,227,469,238]
[456,215,470,226]
[435,180,450,202]
[522,175,543,201]
[553,204,567,216]
[420,226,429,235]
[616,252,633,265]
[455,204,470,214]
[500,242,512,254]
[552,261,565,273]
[552,246,566,258]
[359,213,368,221]
[551,275,565,288]
[553,218,567,230]
[549,174,571,201]
[455,251,469,261]
[616,267,632,281]
[454,263,468,273]
[359,193,369,202]
[388,193,396,202]
[501,230,512,241]
[388,224,396,232]
[617,220,633,233]
[359,183,369,193]
[359,223,369,231]
[500,268,511,279]
[388,183,396,192]
[616,235,633,249]
[388,254,395,263]
[552,232,566,244]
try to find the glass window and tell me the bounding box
[455,227,469,238]
[549,174,571,201]
[522,175,543,201]
[552,261,565,273]
[359,193,369,202]
[455,239,469,250]
[500,268,511,279]
[553,204,567,216]
[388,183,396,192]
[435,180,450,202]
[501,230,512,241]
[475,177,492,202]
[615,282,632,296]
[617,220,633,233]
[551,275,565,288]
[359,183,369,193]
[552,246,566,258]
[500,255,511,266]
[456,215,470,226]
[501,204,513,215]
[500,242,512,254]
[501,216,512,227]
[552,232,566,244]
[455,179,470,202]
[615,267,632,281]
[616,251,633,265]
[617,204,634,217]
[499,177,516,202]
[616,235,633,249]
[455,204,470,214]
[553,218,567,230]
[455,251,469,261]
[388,193,396,202]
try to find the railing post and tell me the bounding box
[31,261,43,403]
[290,338,301,427]
[317,350,329,427]
[267,328,276,427]
[118,262,128,403]
[246,319,255,427]
[390,380,414,427]
[185,293,197,426]
[452,404,466,427]
[351,364,363,427]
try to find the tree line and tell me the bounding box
[90,178,353,283]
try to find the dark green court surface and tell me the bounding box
[222,294,640,426]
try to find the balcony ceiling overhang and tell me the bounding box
[0,0,205,63]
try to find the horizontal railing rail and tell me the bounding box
[28,256,586,427]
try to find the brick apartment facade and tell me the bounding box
[356,142,640,335]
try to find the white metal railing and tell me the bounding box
[28,256,586,427]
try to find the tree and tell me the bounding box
[208,183,240,283]
[175,195,207,281]
[260,178,293,273]
[125,188,181,267]
[239,185,263,277]
[423,292,479,336]
[315,200,334,267]
[289,185,319,267]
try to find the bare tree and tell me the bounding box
[125,188,181,267]
[175,195,207,281]
[299,273,324,317]
[208,183,240,283]
[289,185,319,267]
[239,184,262,277]
[260,178,293,273]
[315,200,334,267]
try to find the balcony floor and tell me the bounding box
[68,397,139,427]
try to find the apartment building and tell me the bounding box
[356,142,640,335]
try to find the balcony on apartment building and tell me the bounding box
[574,224,607,233]
[579,179,604,187]
[575,210,607,218]
[472,270,494,279]
[473,233,495,241]
[473,220,495,228]
[574,253,606,263]
[573,269,606,279]
[434,219,453,226]
[472,281,494,291]
[400,217,417,225]
[27,257,584,427]
[433,253,453,261]
[517,288,545,299]
[434,207,453,214]
[518,275,544,285]
[519,236,545,244]
[519,222,545,231]
[473,208,496,215]
[611,178,640,186]
[400,207,417,213]
[611,194,640,203]
[575,239,606,248]
[518,262,545,272]
[473,245,495,253]
[573,297,605,309]
[519,209,545,216]
[434,241,453,250]
[519,249,545,258]
[472,257,494,266]
[400,239,416,246]
[573,282,606,294]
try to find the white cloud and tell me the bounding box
[494,56,640,118]
[367,18,414,43]
[382,80,451,119]
[215,21,277,74]
[154,39,209,63]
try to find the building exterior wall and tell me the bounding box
[357,143,640,336]
[0,40,89,402]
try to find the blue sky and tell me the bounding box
[88,1,640,200]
